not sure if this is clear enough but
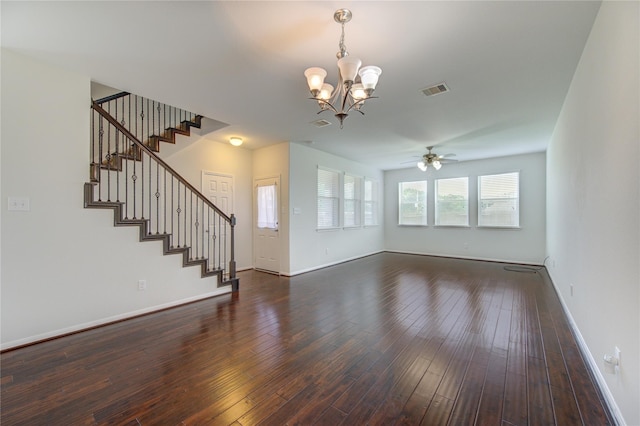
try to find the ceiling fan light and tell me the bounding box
[337,56,362,83]
[433,160,442,170]
[304,67,327,95]
[417,161,427,171]
[359,65,382,91]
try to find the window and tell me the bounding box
[317,167,340,229]
[256,184,278,229]
[435,177,468,226]
[399,180,427,225]
[364,178,378,226]
[344,174,362,228]
[478,172,520,227]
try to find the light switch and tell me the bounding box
[8,197,30,211]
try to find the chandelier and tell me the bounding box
[304,9,382,129]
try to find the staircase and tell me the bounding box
[84,92,238,290]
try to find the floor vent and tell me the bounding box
[311,119,332,128]
[421,82,450,97]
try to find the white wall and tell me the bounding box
[0,50,231,349]
[546,2,639,424]
[288,143,385,275]
[385,152,546,264]
[158,136,253,271]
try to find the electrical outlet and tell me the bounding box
[138,280,147,291]
[570,283,574,296]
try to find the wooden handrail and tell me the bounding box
[93,91,131,105]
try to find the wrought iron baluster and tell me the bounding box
[189,191,193,260]
[176,182,181,247]
[140,101,145,219]
[184,186,188,248]
[152,100,155,142]
[98,115,104,201]
[171,176,175,247]
[148,150,152,232]
[115,99,120,202]
[124,136,129,220]
[106,106,112,202]
[155,162,160,234]
[201,201,205,260]
[163,168,167,234]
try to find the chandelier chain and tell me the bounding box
[338,22,348,59]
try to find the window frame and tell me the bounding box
[343,173,363,228]
[363,178,378,227]
[477,171,520,228]
[398,180,428,226]
[434,176,469,227]
[317,166,341,230]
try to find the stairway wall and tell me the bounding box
[1,50,231,349]
[158,134,253,271]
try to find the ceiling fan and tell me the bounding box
[415,146,457,171]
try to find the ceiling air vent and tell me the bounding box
[421,82,450,97]
[311,119,332,128]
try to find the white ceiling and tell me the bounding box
[1,1,601,170]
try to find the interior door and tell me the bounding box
[201,171,233,215]
[201,172,233,268]
[254,177,280,273]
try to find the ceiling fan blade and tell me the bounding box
[439,158,458,163]
[440,153,456,158]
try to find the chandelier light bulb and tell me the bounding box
[319,83,334,100]
[417,161,427,171]
[337,56,362,83]
[350,83,366,101]
[433,160,442,170]
[359,66,382,93]
[304,67,327,95]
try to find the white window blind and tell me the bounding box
[478,172,520,227]
[435,177,469,226]
[317,168,340,229]
[399,180,427,225]
[364,178,378,226]
[344,174,362,228]
[256,184,278,229]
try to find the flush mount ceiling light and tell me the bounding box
[229,137,243,146]
[304,8,382,129]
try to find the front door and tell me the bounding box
[254,177,280,273]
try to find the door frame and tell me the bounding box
[253,175,281,274]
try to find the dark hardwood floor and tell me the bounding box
[1,253,613,425]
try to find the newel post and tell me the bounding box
[229,213,239,291]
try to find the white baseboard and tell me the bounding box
[383,249,544,266]
[544,270,626,425]
[1,288,232,351]
[282,250,384,276]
